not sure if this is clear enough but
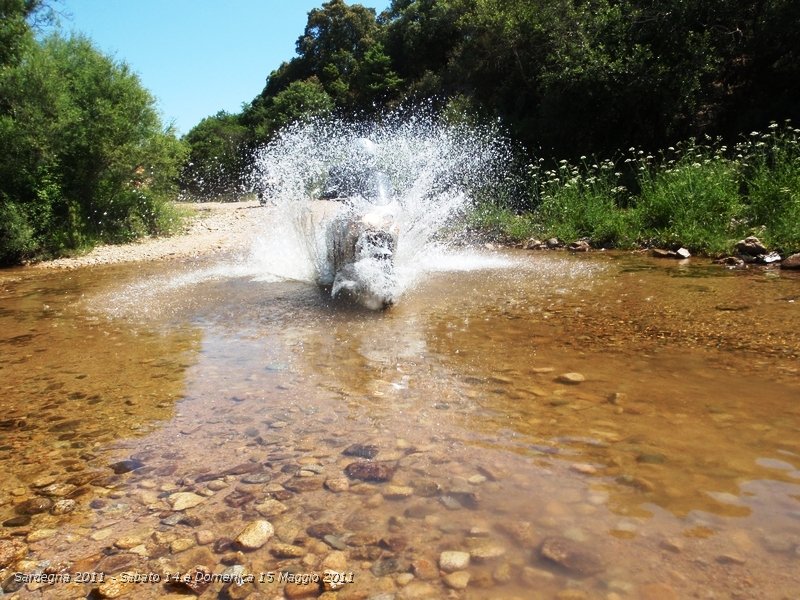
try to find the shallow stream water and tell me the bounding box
[1,249,799,599]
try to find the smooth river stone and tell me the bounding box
[439,550,470,572]
[235,519,274,550]
[168,492,206,511]
[557,372,586,384]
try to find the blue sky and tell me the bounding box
[51,1,391,135]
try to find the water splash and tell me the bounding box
[247,109,514,306]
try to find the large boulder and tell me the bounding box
[735,236,767,256]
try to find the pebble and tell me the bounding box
[383,485,414,499]
[271,542,306,558]
[15,497,53,515]
[321,551,348,571]
[96,576,134,598]
[113,536,142,550]
[241,472,272,484]
[539,537,603,576]
[570,463,598,475]
[439,550,470,572]
[470,544,506,561]
[557,372,586,384]
[716,553,746,565]
[344,461,397,482]
[196,530,216,545]
[660,537,684,553]
[324,477,350,492]
[207,480,229,491]
[0,538,27,568]
[235,519,274,550]
[443,571,470,590]
[412,557,438,580]
[50,498,77,515]
[170,537,195,553]
[168,492,206,511]
[254,498,288,516]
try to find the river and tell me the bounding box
[0,250,798,599]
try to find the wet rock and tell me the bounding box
[413,480,442,497]
[223,489,255,508]
[716,553,746,565]
[556,372,585,384]
[307,522,339,539]
[652,248,678,259]
[412,557,438,580]
[39,482,77,497]
[714,256,745,267]
[443,571,470,590]
[324,477,350,493]
[736,236,767,256]
[569,463,597,475]
[439,550,470,572]
[168,492,206,511]
[344,461,397,482]
[15,497,53,515]
[3,515,31,527]
[371,557,404,577]
[342,443,380,459]
[285,476,324,492]
[235,520,274,550]
[195,530,215,546]
[254,498,288,516]
[96,575,134,598]
[546,238,562,248]
[659,537,684,553]
[114,536,142,550]
[213,538,235,554]
[323,534,347,550]
[470,544,506,561]
[284,578,322,599]
[109,458,144,474]
[781,253,800,269]
[539,537,603,576]
[383,485,414,499]
[175,565,213,596]
[50,499,77,515]
[568,240,591,252]
[170,537,196,553]
[0,538,27,568]
[524,238,544,250]
[27,528,57,542]
[676,247,691,258]
[241,472,272,484]
[271,543,306,558]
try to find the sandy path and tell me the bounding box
[34,201,265,269]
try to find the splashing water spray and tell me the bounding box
[247,109,512,309]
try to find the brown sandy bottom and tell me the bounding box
[1,247,799,600]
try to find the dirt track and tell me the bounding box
[34,201,264,270]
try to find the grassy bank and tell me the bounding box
[473,123,800,256]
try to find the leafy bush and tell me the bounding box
[0,30,186,264]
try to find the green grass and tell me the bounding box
[471,123,800,256]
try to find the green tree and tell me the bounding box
[181,111,249,199]
[0,33,186,263]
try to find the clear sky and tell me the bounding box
[49,0,392,135]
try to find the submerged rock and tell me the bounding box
[439,550,470,572]
[235,520,274,550]
[556,372,585,384]
[344,460,397,482]
[168,492,206,511]
[342,443,379,459]
[539,536,604,576]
